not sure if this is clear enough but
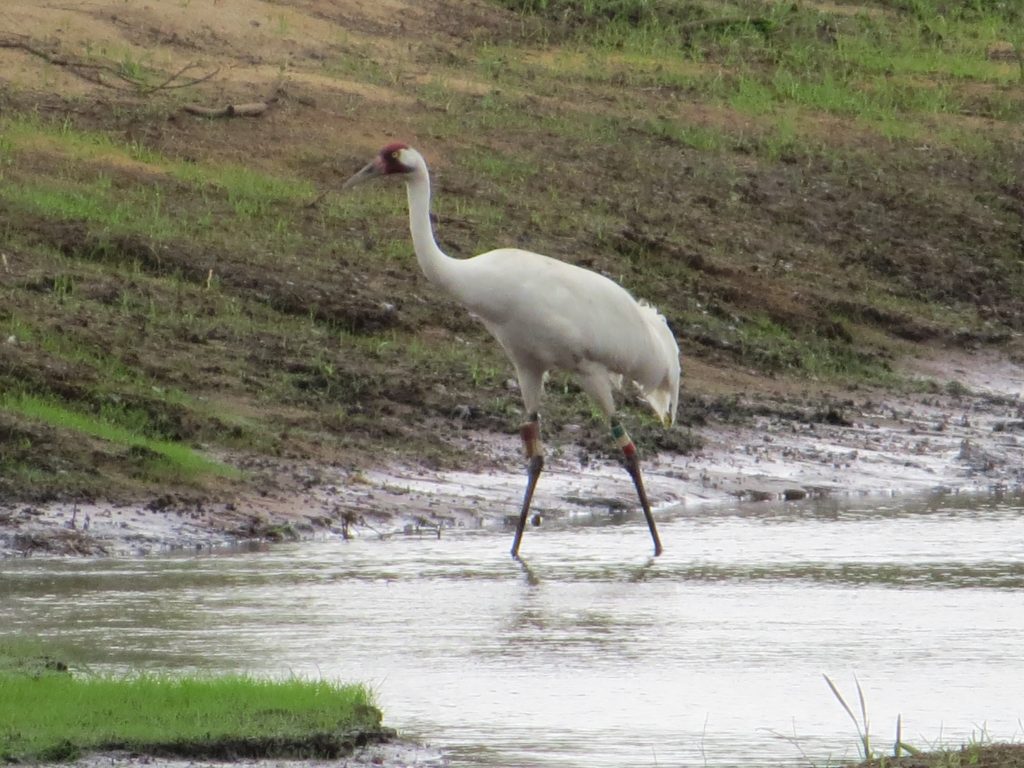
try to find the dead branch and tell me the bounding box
[0,33,217,93]
[182,101,271,119]
[137,62,219,94]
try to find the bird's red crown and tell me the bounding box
[379,142,412,174]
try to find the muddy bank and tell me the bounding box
[63,744,447,768]
[2,0,1023,557]
[3,351,1021,558]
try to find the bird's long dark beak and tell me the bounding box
[342,160,382,190]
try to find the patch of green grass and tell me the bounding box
[642,117,729,152]
[2,306,258,440]
[2,178,177,238]
[1,0,1021,500]
[829,669,1024,768]
[0,645,381,763]
[322,48,392,84]
[0,114,315,239]
[173,164,314,219]
[461,146,540,185]
[0,112,154,164]
[0,392,239,482]
[387,332,509,389]
[322,183,407,227]
[424,89,546,139]
[727,314,895,383]
[500,0,1023,150]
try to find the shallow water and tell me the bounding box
[3,493,1024,767]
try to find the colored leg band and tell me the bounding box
[520,420,543,458]
[611,421,636,457]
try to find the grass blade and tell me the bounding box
[855,674,871,757]
[895,713,902,757]
[823,674,861,734]
[823,673,869,758]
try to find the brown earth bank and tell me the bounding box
[5,5,1024,768]
[1,0,1023,555]
[66,747,450,768]
[3,346,1023,557]
[44,740,1024,768]
[62,742,1024,768]
[855,744,1024,768]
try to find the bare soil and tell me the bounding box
[1,0,1023,556]
[68,745,448,768]
[4,345,1022,557]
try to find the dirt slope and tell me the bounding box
[1,0,1023,553]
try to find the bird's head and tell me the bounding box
[343,143,420,189]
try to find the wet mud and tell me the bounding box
[3,349,1021,558]
[69,743,447,768]
[3,3,1023,767]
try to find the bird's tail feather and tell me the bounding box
[635,302,681,427]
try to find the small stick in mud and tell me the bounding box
[0,35,217,93]
[182,102,271,119]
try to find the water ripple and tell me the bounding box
[2,493,1024,768]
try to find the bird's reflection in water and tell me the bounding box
[516,556,540,587]
[629,556,658,582]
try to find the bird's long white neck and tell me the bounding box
[405,162,460,292]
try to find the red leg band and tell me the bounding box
[520,421,543,458]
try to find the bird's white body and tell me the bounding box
[345,143,678,556]
[399,148,680,425]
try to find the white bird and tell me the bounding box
[344,143,680,558]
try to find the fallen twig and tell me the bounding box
[137,62,219,94]
[182,101,271,118]
[0,33,217,93]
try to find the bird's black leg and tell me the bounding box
[612,419,664,556]
[511,413,543,559]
